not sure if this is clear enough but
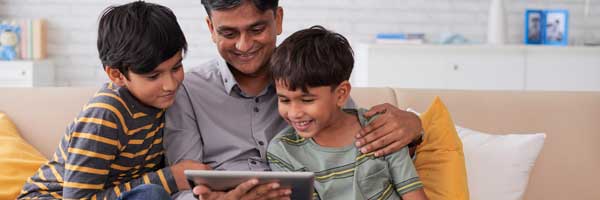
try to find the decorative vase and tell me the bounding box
[487,0,507,45]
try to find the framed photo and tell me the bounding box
[543,10,568,45]
[524,10,544,44]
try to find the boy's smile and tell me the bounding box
[276,81,353,145]
[290,119,313,132]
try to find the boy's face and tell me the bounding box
[109,51,184,109]
[205,2,283,77]
[276,81,349,138]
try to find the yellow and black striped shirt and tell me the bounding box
[18,83,178,200]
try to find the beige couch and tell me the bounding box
[1,87,599,199]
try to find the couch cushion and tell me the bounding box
[0,112,47,199]
[0,87,97,159]
[414,97,469,200]
[350,87,397,108]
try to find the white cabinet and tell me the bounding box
[0,60,54,87]
[353,44,600,91]
[525,46,600,91]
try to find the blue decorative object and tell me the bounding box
[524,9,569,46]
[543,10,569,46]
[525,10,544,45]
[0,24,20,61]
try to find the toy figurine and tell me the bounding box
[0,24,20,61]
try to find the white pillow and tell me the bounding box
[455,126,545,200]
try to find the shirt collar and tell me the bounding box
[216,57,238,95]
[216,58,275,98]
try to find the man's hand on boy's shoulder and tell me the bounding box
[193,179,291,200]
[355,103,423,157]
[171,160,212,190]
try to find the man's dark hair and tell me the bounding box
[271,25,354,92]
[97,1,187,77]
[200,0,278,16]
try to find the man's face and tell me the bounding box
[206,2,283,77]
[117,51,184,109]
[276,81,347,139]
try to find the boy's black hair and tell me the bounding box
[200,0,278,17]
[271,25,354,92]
[97,1,187,78]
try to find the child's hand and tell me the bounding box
[193,179,291,200]
[171,160,211,190]
[355,103,423,157]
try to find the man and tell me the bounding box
[164,0,424,199]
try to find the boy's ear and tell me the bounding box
[205,16,217,43]
[105,67,127,87]
[335,81,351,107]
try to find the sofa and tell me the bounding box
[1,87,599,199]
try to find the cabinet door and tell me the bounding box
[362,45,448,89]
[0,60,54,87]
[526,47,600,91]
[444,46,526,90]
[0,62,33,87]
[356,45,526,90]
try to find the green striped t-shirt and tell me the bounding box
[267,108,423,200]
[18,83,178,199]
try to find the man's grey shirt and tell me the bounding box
[164,58,354,199]
[164,58,287,172]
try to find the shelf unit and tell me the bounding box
[0,60,55,87]
[352,44,600,91]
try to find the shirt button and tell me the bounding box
[255,98,260,103]
[258,141,265,146]
[254,107,259,112]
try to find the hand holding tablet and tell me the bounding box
[185,170,314,200]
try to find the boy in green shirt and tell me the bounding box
[267,26,429,200]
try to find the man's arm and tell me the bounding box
[355,103,423,157]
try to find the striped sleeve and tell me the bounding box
[62,104,178,199]
[386,147,424,196]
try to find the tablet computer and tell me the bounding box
[185,170,314,200]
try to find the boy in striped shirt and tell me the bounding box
[267,26,429,200]
[18,1,207,199]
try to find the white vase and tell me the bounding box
[487,0,507,45]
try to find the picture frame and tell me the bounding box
[524,10,544,45]
[543,10,569,46]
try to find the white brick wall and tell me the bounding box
[1,0,598,86]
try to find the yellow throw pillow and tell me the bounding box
[414,97,470,200]
[0,112,47,199]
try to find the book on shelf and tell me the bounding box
[375,33,426,44]
[0,18,47,60]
